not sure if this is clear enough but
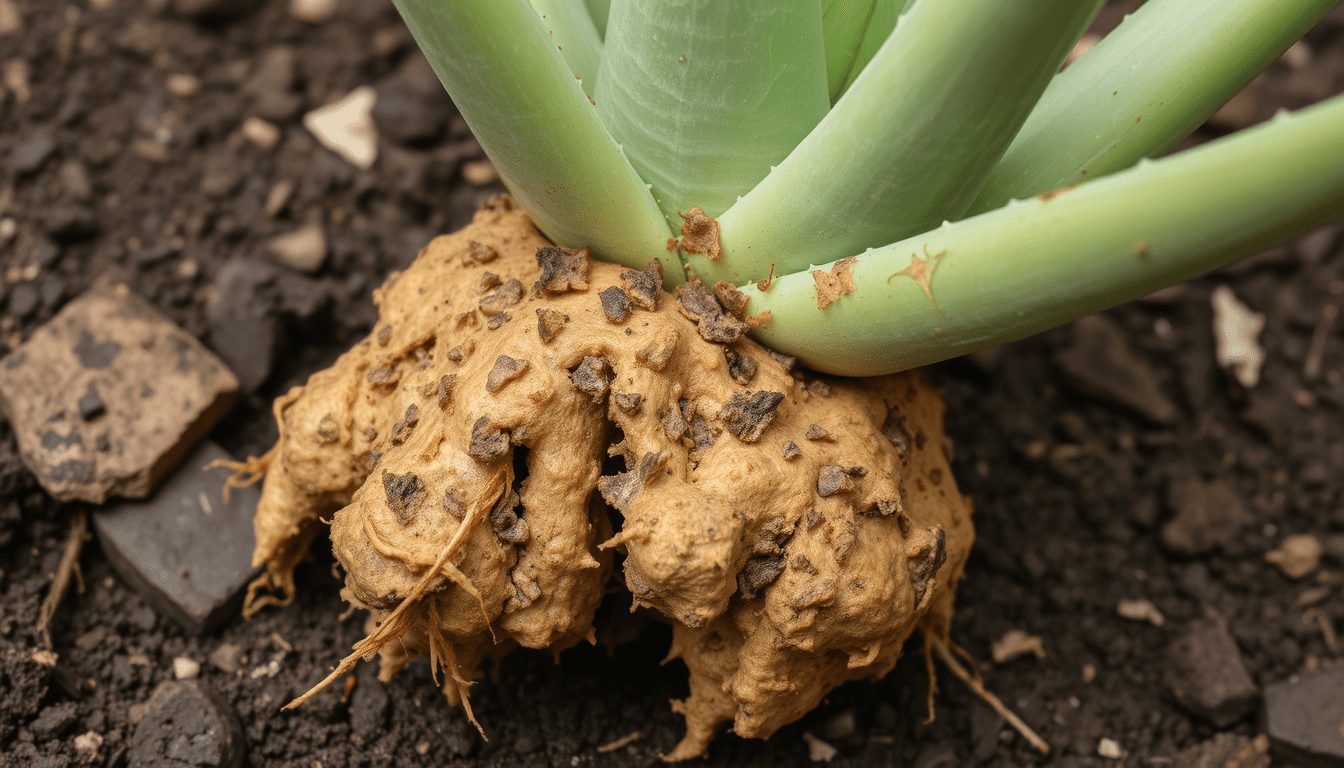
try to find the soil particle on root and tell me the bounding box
[620,260,664,311]
[241,202,972,759]
[676,207,722,261]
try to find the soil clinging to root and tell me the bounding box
[243,198,974,758]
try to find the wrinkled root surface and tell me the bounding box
[243,198,974,759]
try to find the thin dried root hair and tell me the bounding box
[38,511,87,649]
[207,446,275,504]
[927,635,1050,755]
[283,467,506,719]
[427,600,485,737]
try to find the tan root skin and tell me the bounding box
[246,198,973,759]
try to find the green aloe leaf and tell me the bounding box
[743,94,1344,376]
[526,0,604,96]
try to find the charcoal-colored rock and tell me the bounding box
[30,702,79,741]
[5,282,39,319]
[130,680,244,768]
[1166,618,1258,727]
[1264,666,1344,767]
[0,281,239,502]
[1162,476,1253,556]
[1173,733,1270,768]
[93,441,262,634]
[349,661,389,743]
[373,54,453,146]
[1055,314,1178,424]
[245,47,302,122]
[205,257,278,392]
[10,130,56,175]
[41,204,97,241]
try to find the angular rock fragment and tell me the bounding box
[382,470,425,525]
[0,281,239,503]
[675,281,749,343]
[435,374,456,409]
[817,465,858,497]
[881,411,912,457]
[598,451,671,512]
[620,260,663,311]
[389,404,419,444]
[737,556,786,600]
[599,286,631,323]
[465,240,498,265]
[1264,666,1344,766]
[805,424,835,442]
[718,390,785,442]
[535,308,569,343]
[765,349,796,372]
[1166,618,1258,727]
[131,681,244,768]
[532,245,589,296]
[781,440,801,460]
[93,441,262,634]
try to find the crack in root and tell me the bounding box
[283,465,508,739]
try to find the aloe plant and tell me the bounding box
[394,0,1343,374]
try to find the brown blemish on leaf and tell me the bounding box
[597,450,670,512]
[805,424,834,442]
[435,374,456,409]
[570,356,612,403]
[1036,184,1079,202]
[381,470,425,525]
[479,279,523,316]
[887,245,945,306]
[599,286,631,323]
[781,440,800,460]
[677,207,721,261]
[666,237,680,252]
[1133,240,1150,257]
[535,308,569,344]
[812,257,858,310]
[620,260,663,312]
[468,416,509,462]
[532,245,590,296]
[636,329,679,371]
[745,310,772,327]
[718,390,785,442]
[675,281,748,343]
[613,392,642,414]
[723,348,757,385]
[485,355,529,393]
[390,404,419,444]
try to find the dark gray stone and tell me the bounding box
[1166,618,1258,727]
[349,661,389,743]
[41,204,97,242]
[1055,314,1178,424]
[30,702,79,741]
[0,281,239,502]
[130,680,244,768]
[10,130,56,175]
[1173,733,1270,768]
[205,257,278,392]
[6,282,39,319]
[1162,476,1253,555]
[93,441,262,634]
[1264,666,1344,767]
[245,46,302,122]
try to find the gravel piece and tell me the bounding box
[303,87,378,170]
[206,257,278,392]
[0,281,239,502]
[1165,618,1258,727]
[349,662,390,744]
[93,441,263,634]
[266,223,327,273]
[30,702,78,741]
[130,680,244,768]
[10,129,55,175]
[1264,666,1344,767]
[1161,476,1253,555]
[1055,314,1177,424]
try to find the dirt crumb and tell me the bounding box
[599,286,631,323]
[532,245,590,296]
[719,390,785,442]
[620,260,663,311]
[465,240,498,265]
[737,555,786,600]
[781,440,800,460]
[613,392,643,414]
[806,380,832,397]
[535,308,569,343]
[675,281,748,343]
[390,404,419,444]
[724,348,757,385]
[367,366,400,390]
[479,272,502,292]
[570,356,612,403]
[485,355,529,393]
[598,450,670,511]
[479,279,523,316]
[661,404,689,442]
[881,411,912,457]
[636,330,679,371]
[812,257,858,310]
[766,349,797,373]
[435,374,457,409]
[468,416,509,462]
[816,465,857,496]
[713,281,749,318]
[805,424,834,442]
[382,470,425,525]
[317,414,339,443]
[677,207,722,261]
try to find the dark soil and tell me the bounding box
[2,1,1343,766]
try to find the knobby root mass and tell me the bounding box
[238,197,974,759]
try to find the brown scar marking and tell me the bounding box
[886,245,945,307]
[1036,184,1079,202]
[677,207,722,261]
[811,257,858,310]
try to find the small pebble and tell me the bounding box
[1264,666,1344,766]
[991,629,1045,663]
[802,732,837,762]
[1265,534,1322,579]
[303,86,378,170]
[166,73,201,97]
[1116,598,1164,626]
[1097,738,1122,759]
[174,656,201,679]
[131,681,243,768]
[462,159,499,186]
[289,0,335,23]
[266,223,327,272]
[241,116,281,150]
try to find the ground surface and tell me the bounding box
[1,1,1343,766]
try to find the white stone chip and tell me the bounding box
[289,0,336,24]
[267,223,327,273]
[991,628,1045,664]
[1097,737,1123,759]
[1211,285,1266,388]
[802,733,838,763]
[303,86,378,170]
[173,656,201,679]
[1116,598,1165,626]
[74,731,103,762]
[1265,534,1322,579]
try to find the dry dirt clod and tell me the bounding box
[677,207,721,261]
[782,440,801,460]
[599,285,631,323]
[621,260,664,311]
[241,203,972,759]
[805,424,835,442]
